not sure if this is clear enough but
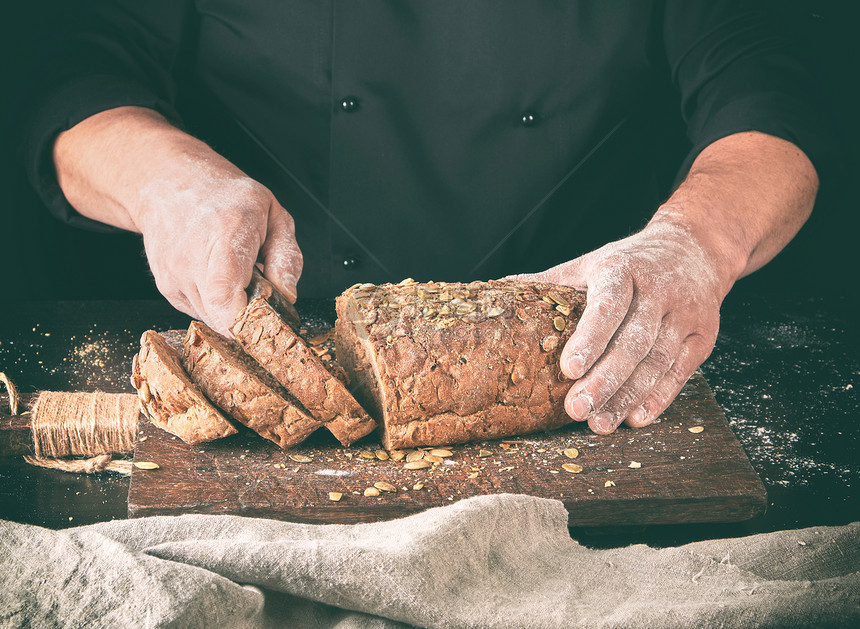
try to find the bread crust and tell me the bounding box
[335,279,586,449]
[132,330,237,444]
[182,321,322,449]
[232,298,376,446]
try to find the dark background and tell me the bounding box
[1,1,858,311]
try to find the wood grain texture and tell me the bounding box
[128,372,767,526]
[0,393,37,456]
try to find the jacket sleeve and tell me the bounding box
[663,0,840,187]
[14,0,194,231]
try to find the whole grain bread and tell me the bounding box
[232,297,376,446]
[334,279,586,449]
[131,330,237,444]
[182,320,323,449]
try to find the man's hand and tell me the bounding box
[513,131,818,434]
[136,160,301,334]
[54,107,302,334]
[514,217,725,434]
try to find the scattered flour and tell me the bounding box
[704,311,858,490]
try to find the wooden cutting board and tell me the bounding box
[128,371,766,526]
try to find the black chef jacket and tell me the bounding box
[17,1,834,298]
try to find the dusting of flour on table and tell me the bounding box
[704,312,857,490]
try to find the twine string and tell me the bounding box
[30,390,138,458]
[1,378,140,476]
[0,372,19,416]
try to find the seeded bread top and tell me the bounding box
[335,278,587,428]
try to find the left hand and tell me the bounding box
[511,216,730,434]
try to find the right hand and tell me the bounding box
[136,158,303,335]
[54,107,303,335]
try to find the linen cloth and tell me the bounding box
[1,494,858,628]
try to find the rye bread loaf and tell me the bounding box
[231,297,376,446]
[334,279,586,449]
[182,320,323,449]
[131,330,237,444]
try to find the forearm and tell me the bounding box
[650,131,819,298]
[52,106,239,233]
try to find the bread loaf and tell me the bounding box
[132,330,237,444]
[335,279,586,449]
[182,320,323,449]
[232,297,376,446]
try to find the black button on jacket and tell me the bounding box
[17,1,834,298]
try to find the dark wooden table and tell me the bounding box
[1,288,857,547]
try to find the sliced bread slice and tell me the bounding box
[232,297,376,446]
[132,330,237,444]
[182,320,323,449]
